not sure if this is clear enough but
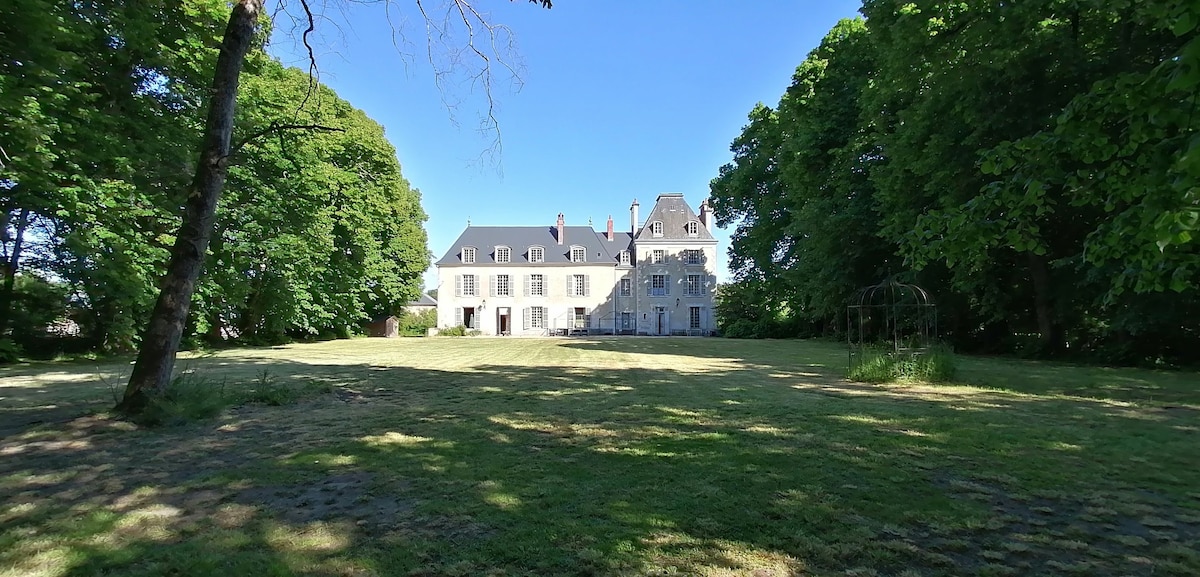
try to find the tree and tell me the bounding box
[118,0,553,411]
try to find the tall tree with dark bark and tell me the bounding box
[118,0,553,412]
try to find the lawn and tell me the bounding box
[1,338,1198,576]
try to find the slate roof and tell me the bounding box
[436,226,634,266]
[634,193,716,242]
[408,293,438,306]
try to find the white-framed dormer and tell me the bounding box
[569,245,586,263]
[618,250,631,266]
[495,245,511,264]
[651,221,664,237]
[685,221,699,237]
[462,246,477,264]
[528,245,545,263]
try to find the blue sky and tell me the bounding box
[268,0,863,290]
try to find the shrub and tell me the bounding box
[240,369,332,406]
[848,345,957,383]
[0,339,21,364]
[399,309,437,336]
[438,325,467,336]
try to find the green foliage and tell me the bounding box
[437,325,468,337]
[239,369,332,406]
[0,338,21,363]
[849,346,958,384]
[398,308,437,336]
[712,5,1200,365]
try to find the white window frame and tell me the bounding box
[495,246,511,264]
[689,306,702,329]
[686,274,704,296]
[494,274,511,297]
[650,274,668,296]
[528,274,545,297]
[651,249,666,264]
[461,246,476,264]
[619,277,632,297]
[685,249,703,265]
[686,221,699,236]
[530,306,546,329]
[651,221,664,237]
[528,246,544,263]
[569,274,589,297]
[461,274,477,296]
[619,250,631,266]
[570,246,586,263]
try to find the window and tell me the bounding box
[686,274,705,296]
[456,274,478,297]
[527,274,545,297]
[619,277,632,297]
[620,312,634,330]
[493,274,511,297]
[651,249,666,264]
[570,246,586,262]
[686,221,699,236]
[690,306,702,329]
[495,246,511,263]
[461,247,476,264]
[685,249,703,265]
[569,274,590,297]
[650,274,669,296]
[526,306,546,329]
[619,250,631,266]
[528,246,544,263]
[651,221,664,236]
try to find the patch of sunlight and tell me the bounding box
[1048,441,1083,451]
[213,503,257,528]
[112,486,161,511]
[360,432,435,446]
[721,399,742,405]
[476,386,504,393]
[483,491,523,510]
[266,520,352,553]
[0,470,76,490]
[639,533,804,577]
[0,437,92,457]
[422,463,446,473]
[594,446,681,458]
[833,414,896,426]
[0,543,76,577]
[489,432,512,443]
[743,424,792,436]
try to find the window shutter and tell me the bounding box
[454,307,463,326]
[567,275,573,296]
[488,275,495,297]
[523,275,530,297]
[455,275,462,297]
[523,307,530,330]
[585,307,592,328]
[584,275,590,297]
[646,279,652,296]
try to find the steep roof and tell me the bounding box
[436,226,633,266]
[635,193,716,242]
[409,293,438,306]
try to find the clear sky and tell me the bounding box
[267,0,864,291]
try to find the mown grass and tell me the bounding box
[1,338,1198,576]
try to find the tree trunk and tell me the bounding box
[1027,252,1061,353]
[0,208,30,337]
[118,0,263,413]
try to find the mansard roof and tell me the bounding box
[436,226,633,265]
[634,193,716,242]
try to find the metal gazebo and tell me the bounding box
[847,279,938,372]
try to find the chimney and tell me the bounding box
[699,199,713,232]
[630,199,640,235]
[606,215,614,241]
[556,213,565,245]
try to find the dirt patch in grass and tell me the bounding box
[233,471,417,527]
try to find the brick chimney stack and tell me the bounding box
[630,199,640,235]
[556,213,565,245]
[606,215,614,241]
[699,200,713,232]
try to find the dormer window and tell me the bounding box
[462,246,476,264]
[570,246,586,262]
[529,246,544,263]
[651,221,664,237]
[619,250,631,266]
[685,221,699,236]
[495,246,511,264]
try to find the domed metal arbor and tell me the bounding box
[847,280,938,371]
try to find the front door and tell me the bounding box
[462,307,476,329]
[655,307,668,335]
[497,307,510,336]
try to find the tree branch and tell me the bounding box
[227,123,344,159]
